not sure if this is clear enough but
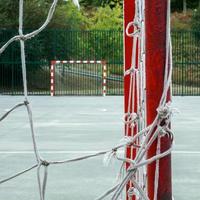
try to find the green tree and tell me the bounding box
[171,0,200,12]
[0,0,87,29]
[191,7,200,41]
[88,5,122,30]
[80,0,122,8]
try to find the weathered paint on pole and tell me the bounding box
[145,0,172,199]
[124,0,136,199]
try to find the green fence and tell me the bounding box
[172,31,200,95]
[0,29,200,96]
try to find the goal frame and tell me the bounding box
[124,0,172,200]
[50,60,107,96]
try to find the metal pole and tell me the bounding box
[145,0,172,199]
[124,0,136,199]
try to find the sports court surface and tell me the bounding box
[0,96,199,200]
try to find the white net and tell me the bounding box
[0,0,174,200]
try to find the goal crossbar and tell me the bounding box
[50,60,107,96]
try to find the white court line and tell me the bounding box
[173,150,200,154]
[0,150,107,154]
[0,150,199,155]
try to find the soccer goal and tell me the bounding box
[50,60,107,96]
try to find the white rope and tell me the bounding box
[0,0,59,55]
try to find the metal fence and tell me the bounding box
[172,31,200,95]
[0,29,200,96]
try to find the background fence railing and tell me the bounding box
[0,30,200,96]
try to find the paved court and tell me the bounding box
[0,96,199,200]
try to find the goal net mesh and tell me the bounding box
[0,0,174,200]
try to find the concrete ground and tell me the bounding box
[0,96,199,200]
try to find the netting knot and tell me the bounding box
[157,104,172,119]
[124,67,138,76]
[24,100,29,105]
[123,112,139,127]
[128,187,139,197]
[41,160,50,167]
[126,21,141,37]
[20,35,27,41]
[133,19,141,29]
[157,125,168,137]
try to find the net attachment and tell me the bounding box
[50,60,107,96]
[0,0,173,200]
[124,0,173,199]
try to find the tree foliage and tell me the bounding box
[80,0,122,8]
[88,5,122,30]
[0,0,200,30]
[0,0,87,29]
[191,7,200,40]
[171,0,200,12]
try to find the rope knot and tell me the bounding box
[24,100,29,105]
[20,35,27,41]
[126,21,141,37]
[124,112,139,127]
[128,187,139,197]
[41,160,50,167]
[133,19,141,29]
[157,125,168,137]
[124,67,138,76]
[157,104,172,119]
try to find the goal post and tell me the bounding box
[124,1,137,199]
[50,60,107,96]
[145,1,172,199]
[124,0,172,200]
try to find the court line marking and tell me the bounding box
[0,150,199,154]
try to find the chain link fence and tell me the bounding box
[0,29,199,96]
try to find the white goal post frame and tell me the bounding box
[50,60,107,96]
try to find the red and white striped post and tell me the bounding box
[50,60,107,97]
[102,60,107,97]
[50,60,56,96]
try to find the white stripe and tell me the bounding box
[51,79,54,84]
[172,150,200,154]
[103,72,106,77]
[51,65,54,70]
[103,65,107,70]
[51,86,54,90]
[52,60,103,64]
[0,150,199,155]
[51,72,54,77]
[0,150,123,154]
